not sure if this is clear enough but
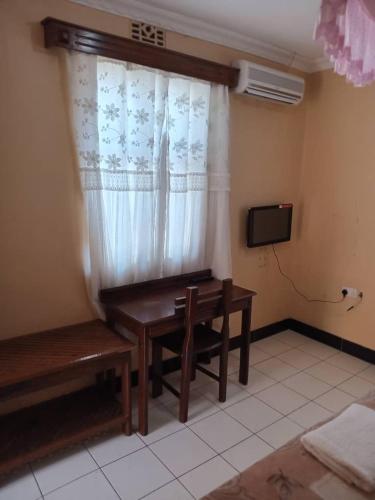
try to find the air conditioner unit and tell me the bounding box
[232,60,305,105]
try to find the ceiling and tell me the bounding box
[72,0,329,72]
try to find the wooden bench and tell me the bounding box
[0,319,134,475]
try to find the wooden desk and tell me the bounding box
[100,270,256,435]
[0,320,134,474]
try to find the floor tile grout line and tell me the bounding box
[185,408,223,428]
[324,356,370,373]
[189,406,252,444]
[36,467,100,498]
[220,389,289,436]
[216,451,244,476]
[221,392,328,453]
[289,366,365,411]
[30,464,44,499]
[136,405,223,447]
[154,382,223,414]
[196,388,252,412]
[166,444,238,499]
[144,421,241,486]
[257,369,352,416]
[274,365,370,417]
[174,453,224,480]
[173,444,241,499]
[175,476,197,499]
[256,348,343,376]
[162,352,329,432]
[253,355,320,380]
[220,367,348,438]
[305,358,360,376]
[252,346,358,398]
[145,433,225,489]
[335,378,375,399]
[98,468,122,500]
[274,396,330,418]
[254,387,332,416]
[187,413,249,461]
[5,332,371,499]
[220,414,278,456]
[99,465,125,500]
[44,381,362,494]
[137,469,197,499]
[255,407,304,440]
[85,443,122,500]
[153,382,227,428]
[150,335,337,425]
[356,371,375,385]
[138,424,188,447]
[188,419,262,471]
[146,434,187,479]
[102,442,181,500]
[86,437,147,468]
[136,477,185,500]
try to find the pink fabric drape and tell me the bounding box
[360,0,375,20]
[315,0,375,86]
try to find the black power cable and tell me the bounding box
[272,244,345,304]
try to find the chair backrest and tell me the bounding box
[175,279,233,352]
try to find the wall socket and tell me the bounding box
[342,287,361,298]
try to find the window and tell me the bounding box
[67,53,230,309]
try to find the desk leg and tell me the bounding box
[239,299,252,385]
[122,355,132,435]
[138,329,149,435]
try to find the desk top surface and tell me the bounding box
[102,273,256,327]
[0,320,134,388]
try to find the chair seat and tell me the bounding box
[156,324,222,355]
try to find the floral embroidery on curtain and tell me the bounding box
[66,53,231,311]
[73,58,211,193]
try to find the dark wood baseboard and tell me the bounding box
[127,318,375,386]
[286,318,341,349]
[127,317,373,387]
[286,318,375,364]
[231,319,290,349]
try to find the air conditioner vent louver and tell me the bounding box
[232,60,305,105]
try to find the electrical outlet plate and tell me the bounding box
[342,287,360,298]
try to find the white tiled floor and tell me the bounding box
[221,434,273,472]
[1,330,373,500]
[256,383,308,415]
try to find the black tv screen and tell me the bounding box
[247,204,293,248]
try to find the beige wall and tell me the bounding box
[288,71,375,350]
[2,0,373,413]
[0,0,306,342]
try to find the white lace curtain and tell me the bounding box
[66,53,231,311]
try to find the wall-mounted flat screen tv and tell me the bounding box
[247,204,293,248]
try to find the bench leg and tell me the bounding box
[96,372,105,388]
[152,341,163,398]
[107,368,117,394]
[122,355,132,435]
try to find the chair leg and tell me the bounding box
[219,339,229,403]
[179,352,193,423]
[152,341,163,398]
[191,354,197,381]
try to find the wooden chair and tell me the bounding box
[151,278,232,423]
